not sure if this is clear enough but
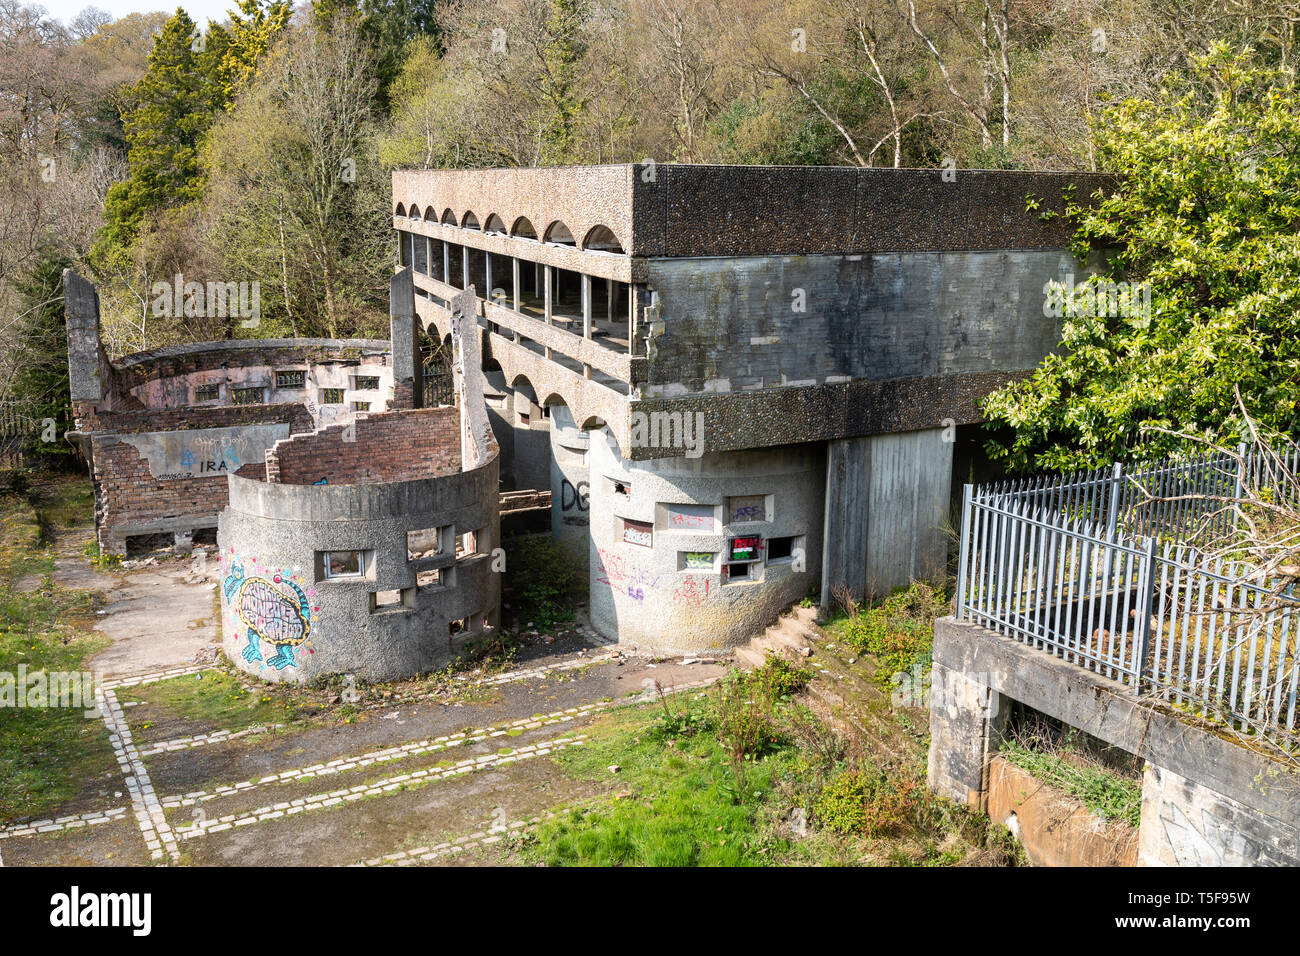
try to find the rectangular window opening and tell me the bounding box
[194,383,219,403]
[231,386,265,405]
[319,549,367,579]
[275,369,306,389]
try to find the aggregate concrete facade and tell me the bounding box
[929,616,1300,866]
[392,164,1112,650]
[215,277,502,684]
[586,430,823,653]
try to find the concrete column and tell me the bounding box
[462,247,470,290]
[926,662,1008,809]
[389,267,421,409]
[443,243,450,286]
[581,274,592,379]
[511,257,522,343]
[821,427,953,609]
[425,237,434,276]
[543,266,553,360]
[64,270,105,404]
[606,277,614,322]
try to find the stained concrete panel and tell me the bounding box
[117,424,290,479]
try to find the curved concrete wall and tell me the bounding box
[218,459,500,683]
[587,429,824,654]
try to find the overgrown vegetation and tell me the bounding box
[0,479,115,819]
[998,721,1143,829]
[500,534,585,629]
[525,657,1019,866]
[830,581,947,689]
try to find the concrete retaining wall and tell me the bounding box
[928,616,1300,866]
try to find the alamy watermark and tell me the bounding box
[1043,274,1152,321]
[628,410,705,459]
[150,273,261,328]
[0,666,100,715]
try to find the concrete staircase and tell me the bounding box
[732,605,819,668]
[733,605,929,770]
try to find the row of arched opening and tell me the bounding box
[393,204,624,255]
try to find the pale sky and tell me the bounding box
[35,0,239,26]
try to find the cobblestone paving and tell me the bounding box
[1,648,728,866]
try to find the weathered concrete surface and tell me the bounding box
[822,428,952,606]
[54,556,221,678]
[587,429,823,653]
[926,660,1008,807]
[930,616,1300,866]
[116,424,290,480]
[988,756,1138,867]
[1139,764,1300,866]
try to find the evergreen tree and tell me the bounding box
[100,10,226,248]
[220,0,293,103]
[11,249,75,463]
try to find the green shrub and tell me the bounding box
[759,656,811,698]
[500,534,585,627]
[843,582,945,684]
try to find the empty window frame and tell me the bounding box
[370,588,413,612]
[320,388,346,405]
[319,549,367,579]
[193,383,219,403]
[230,386,265,405]
[354,375,380,390]
[610,478,631,499]
[415,567,444,589]
[275,369,306,389]
[456,529,484,559]
[767,535,806,567]
[406,526,448,560]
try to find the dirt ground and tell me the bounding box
[4,536,727,866]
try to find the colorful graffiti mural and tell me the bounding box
[220,552,318,670]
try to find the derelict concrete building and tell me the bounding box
[392,163,1111,655]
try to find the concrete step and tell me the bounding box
[791,604,818,626]
[751,633,796,659]
[766,626,813,657]
[732,645,769,669]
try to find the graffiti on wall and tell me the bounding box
[560,478,589,527]
[595,546,661,602]
[219,552,318,670]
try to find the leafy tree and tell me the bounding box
[220,0,292,102]
[982,49,1300,472]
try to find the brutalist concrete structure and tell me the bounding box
[214,284,501,683]
[392,163,1113,652]
[929,616,1300,865]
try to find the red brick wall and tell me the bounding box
[94,442,263,550]
[267,407,461,486]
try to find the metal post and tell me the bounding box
[1134,536,1159,691]
[955,484,973,619]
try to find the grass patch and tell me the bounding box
[998,732,1143,828]
[0,479,117,820]
[826,582,947,688]
[130,668,311,734]
[523,657,1015,867]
